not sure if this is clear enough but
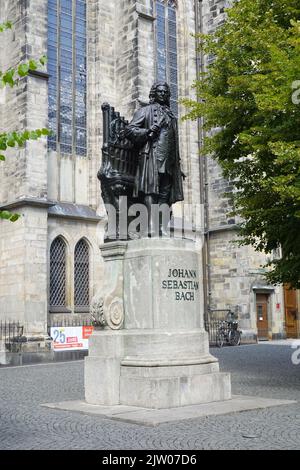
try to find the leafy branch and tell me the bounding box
[0,56,47,88]
[0,21,12,33]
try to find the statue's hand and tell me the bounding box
[148,124,160,139]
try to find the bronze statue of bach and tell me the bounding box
[124,82,184,235]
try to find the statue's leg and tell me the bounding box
[158,174,172,237]
[144,194,159,237]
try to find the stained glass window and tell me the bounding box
[154,0,178,115]
[47,0,87,156]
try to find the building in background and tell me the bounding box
[0,0,298,347]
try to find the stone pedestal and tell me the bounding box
[85,238,231,409]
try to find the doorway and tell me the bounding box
[284,286,298,338]
[256,293,269,340]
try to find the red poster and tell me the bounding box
[82,326,94,339]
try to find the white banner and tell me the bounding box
[50,326,94,351]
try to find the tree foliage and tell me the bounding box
[183,0,300,288]
[0,21,49,222]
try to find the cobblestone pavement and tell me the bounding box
[0,343,300,450]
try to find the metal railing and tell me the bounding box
[48,318,93,328]
[205,309,238,346]
[0,321,24,352]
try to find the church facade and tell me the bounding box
[0,0,298,345]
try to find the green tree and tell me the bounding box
[0,21,49,222]
[183,0,300,288]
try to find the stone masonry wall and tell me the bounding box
[25,0,48,200]
[201,0,234,231]
[0,0,28,203]
[0,207,27,324]
[0,1,49,335]
[176,0,201,225]
[208,230,285,337]
[0,0,48,203]
[0,205,49,336]
[87,0,117,213]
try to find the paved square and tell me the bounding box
[0,343,300,449]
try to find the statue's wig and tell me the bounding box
[149,82,171,106]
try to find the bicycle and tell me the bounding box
[216,319,241,348]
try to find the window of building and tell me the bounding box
[153,0,178,114]
[50,237,67,308]
[74,239,90,309]
[47,0,87,156]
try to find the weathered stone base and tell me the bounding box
[43,395,296,426]
[85,329,231,409]
[120,367,230,409]
[86,238,231,409]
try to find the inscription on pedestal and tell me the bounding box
[161,268,199,301]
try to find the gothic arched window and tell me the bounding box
[50,237,67,308]
[74,239,90,309]
[153,0,178,114]
[47,0,87,156]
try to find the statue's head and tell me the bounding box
[149,82,171,106]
